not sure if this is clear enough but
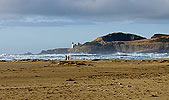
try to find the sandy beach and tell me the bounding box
[0,59,169,100]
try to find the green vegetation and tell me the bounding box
[117,42,125,45]
[83,42,102,46]
[155,37,169,42]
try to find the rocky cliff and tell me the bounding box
[40,32,169,54]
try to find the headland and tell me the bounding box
[40,32,169,54]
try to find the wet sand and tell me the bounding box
[0,59,169,100]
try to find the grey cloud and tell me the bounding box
[0,16,95,27]
[0,0,169,26]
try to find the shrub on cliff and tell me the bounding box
[155,37,169,42]
[83,42,102,46]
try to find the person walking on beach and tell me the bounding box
[65,55,67,60]
[68,56,70,60]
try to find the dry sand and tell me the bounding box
[0,59,169,100]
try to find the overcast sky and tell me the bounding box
[0,0,169,54]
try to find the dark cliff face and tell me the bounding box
[114,42,169,53]
[69,43,117,54]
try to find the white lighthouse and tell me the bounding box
[72,42,75,48]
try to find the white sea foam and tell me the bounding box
[0,53,169,61]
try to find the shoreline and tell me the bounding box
[1,57,169,62]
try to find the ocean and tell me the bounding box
[1,53,169,61]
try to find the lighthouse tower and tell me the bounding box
[72,42,75,48]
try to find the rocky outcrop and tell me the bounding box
[23,52,34,55]
[39,48,69,54]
